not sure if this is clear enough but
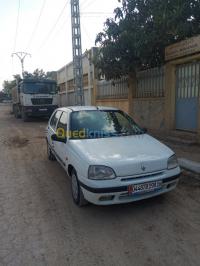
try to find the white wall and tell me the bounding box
[57,48,96,106]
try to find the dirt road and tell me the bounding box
[0,104,200,266]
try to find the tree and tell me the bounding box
[0,91,6,102]
[2,75,21,96]
[23,68,47,79]
[95,0,200,79]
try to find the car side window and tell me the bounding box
[56,112,68,134]
[50,110,62,131]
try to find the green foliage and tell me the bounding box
[0,91,6,101]
[23,68,47,79]
[95,0,200,79]
[2,74,21,96]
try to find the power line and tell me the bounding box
[13,0,21,52]
[81,22,94,43]
[81,0,98,11]
[11,56,14,75]
[80,0,90,9]
[37,0,70,51]
[51,16,71,42]
[81,12,113,15]
[26,0,46,51]
[80,12,113,18]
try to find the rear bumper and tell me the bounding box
[24,105,58,117]
[80,173,181,205]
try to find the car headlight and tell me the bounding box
[167,155,178,169]
[88,165,116,180]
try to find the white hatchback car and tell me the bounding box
[46,106,180,206]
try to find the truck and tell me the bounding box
[12,78,58,121]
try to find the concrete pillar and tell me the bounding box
[92,65,98,106]
[128,73,136,117]
[164,63,176,131]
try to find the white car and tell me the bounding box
[46,106,180,206]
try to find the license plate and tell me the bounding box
[128,181,162,195]
[39,108,47,111]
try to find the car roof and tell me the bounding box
[57,106,119,112]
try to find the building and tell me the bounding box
[57,36,200,142]
[57,47,97,107]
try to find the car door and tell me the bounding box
[47,110,62,152]
[53,111,68,168]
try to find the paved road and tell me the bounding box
[0,104,200,266]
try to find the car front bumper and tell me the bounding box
[80,170,181,205]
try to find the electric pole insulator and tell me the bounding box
[71,0,85,106]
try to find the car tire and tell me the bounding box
[71,170,88,207]
[47,140,56,161]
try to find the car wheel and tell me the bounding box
[47,140,56,161]
[71,170,88,207]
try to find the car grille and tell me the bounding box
[120,171,164,182]
[31,98,53,105]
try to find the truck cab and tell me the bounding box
[12,79,58,121]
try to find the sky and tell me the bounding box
[0,0,119,90]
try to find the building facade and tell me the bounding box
[57,36,200,142]
[57,48,97,107]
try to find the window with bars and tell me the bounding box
[97,77,129,99]
[83,74,89,87]
[135,67,165,98]
[176,62,200,99]
[67,79,74,91]
[59,83,66,93]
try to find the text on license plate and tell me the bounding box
[128,181,162,195]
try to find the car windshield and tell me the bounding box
[23,82,57,94]
[69,110,144,139]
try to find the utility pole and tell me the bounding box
[71,0,85,106]
[12,52,31,78]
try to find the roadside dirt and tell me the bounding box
[3,136,29,148]
[0,104,200,266]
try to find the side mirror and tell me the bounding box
[51,134,66,143]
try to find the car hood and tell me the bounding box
[70,134,174,176]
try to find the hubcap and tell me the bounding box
[71,173,79,200]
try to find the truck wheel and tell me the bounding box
[47,141,56,161]
[14,106,17,118]
[71,170,88,207]
[14,105,20,118]
[22,109,29,122]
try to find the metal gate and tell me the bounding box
[176,62,200,132]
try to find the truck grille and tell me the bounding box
[31,98,53,105]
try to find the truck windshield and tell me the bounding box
[70,110,144,139]
[23,82,57,94]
